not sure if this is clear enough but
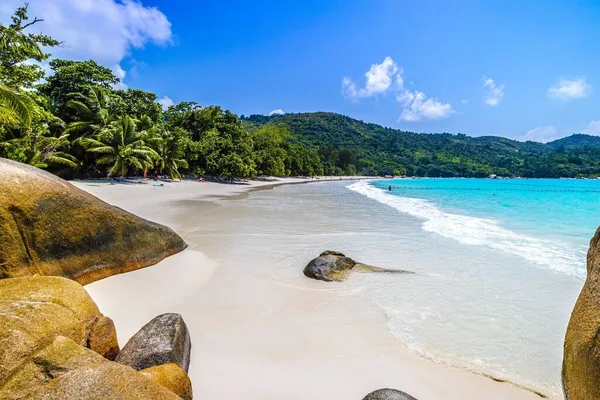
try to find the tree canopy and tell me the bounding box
[2,2,600,181]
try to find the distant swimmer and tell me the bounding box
[388,185,392,191]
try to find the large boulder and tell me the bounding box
[0,276,119,384]
[0,158,187,285]
[1,337,189,399]
[564,227,600,399]
[140,363,193,400]
[303,250,413,282]
[0,336,107,399]
[362,388,418,400]
[116,313,191,372]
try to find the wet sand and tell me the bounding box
[80,178,542,400]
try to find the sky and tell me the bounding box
[2,0,600,142]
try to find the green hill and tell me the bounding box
[547,134,600,150]
[242,112,600,178]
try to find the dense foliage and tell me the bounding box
[2,4,600,180]
[242,113,600,178]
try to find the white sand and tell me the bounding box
[81,179,542,400]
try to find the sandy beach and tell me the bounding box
[80,178,543,400]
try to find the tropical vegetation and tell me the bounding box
[2,3,600,180]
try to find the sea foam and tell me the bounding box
[348,181,586,278]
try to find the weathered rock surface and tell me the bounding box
[116,313,191,372]
[0,276,119,384]
[303,250,413,282]
[0,336,107,399]
[362,388,418,400]
[141,363,193,400]
[1,336,188,399]
[303,250,356,281]
[564,227,600,399]
[0,158,187,285]
[29,361,182,399]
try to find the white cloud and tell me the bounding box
[460,99,469,104]
[548,77,591,100]
[112,65,128,89]
[397,90,454,121]
[582,120,600,135]
[342,56,454,121]
[0,0,173,66]
[342,57,400,99]
[158,95,174,110]
[481,76,504,106]
[268,109,284,116]
[522,126,562,143]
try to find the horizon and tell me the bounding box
[1,0,599,142]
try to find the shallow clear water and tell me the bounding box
[183,179,591,398]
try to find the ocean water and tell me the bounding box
[183,179,595,398]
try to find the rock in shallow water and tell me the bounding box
[564,226,600,399]
[303,250,413,282]
[116,313,191,372]
[362,388,418,400]
[0,158,187,285]
[303,250,356,281]
[0,276,119,384]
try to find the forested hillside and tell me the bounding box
[2,4,600,180]
[242,113,600,178]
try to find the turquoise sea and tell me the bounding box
[347,178,600,397]
[365,178,600,278]
[186,178,597,398]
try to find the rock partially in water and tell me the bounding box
[564,227,600,399]
[303,250,413,282]
[0,276,119,384]
[116,313,191,372]
[363,388,418,400]
[141,363,193,400]
[0,158,187,285]
[303,250,356,281]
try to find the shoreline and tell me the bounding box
[79,178,547,400]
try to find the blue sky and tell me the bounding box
[2,0,600,142]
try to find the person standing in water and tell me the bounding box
[388,185,392,191]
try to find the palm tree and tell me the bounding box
[26,132,78,168]
[0,85,33,127]
[0,14,45,127]
[81,115,159,177]
[155,131,188,179]
[65,87,114,141]
[2,130,78,169]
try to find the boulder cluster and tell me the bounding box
[0,159,192,399]
[0,276,193,399]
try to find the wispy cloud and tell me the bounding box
[397,89,455,121]
[268,109,285,116]
[522,126,562,143]
[158,95,174,110]
[582,120,600,135]
[548,77,591,100]
[342,56,454,121]
[481,76,504,106]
